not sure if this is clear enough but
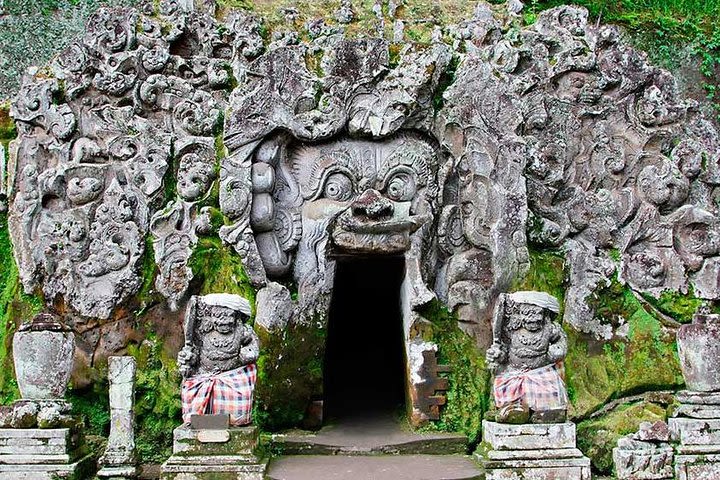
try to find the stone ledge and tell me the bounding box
[676,391,720,406]
[486,447,585,461]
[0,452,93,480]
[481,421,576,450]
[669,417,720,446]
[484,465,591,480]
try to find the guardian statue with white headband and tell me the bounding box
[177,293,260,426]
[486,291,568,424]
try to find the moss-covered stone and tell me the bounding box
[566,275,684,418]
[253,317,326,431]
[417,301,490,447]
[577,401,668,474]
[128,334,182,463]
[643,287,703,324]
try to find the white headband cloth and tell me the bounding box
[507,291,560,314]
[200,293,252,316]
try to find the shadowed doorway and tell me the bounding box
[323,256,406,422]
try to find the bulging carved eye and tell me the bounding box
[323,173,353,202]
[386,172,416,202]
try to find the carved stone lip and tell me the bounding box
[336,211,428,234]
[331,229,410,254]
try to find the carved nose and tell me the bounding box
[351,189,394,220]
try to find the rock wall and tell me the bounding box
[1,0,720,469]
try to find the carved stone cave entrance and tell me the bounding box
[323,256,407,423]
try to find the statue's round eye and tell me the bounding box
[386,173,416,202]
[322,173,353,201]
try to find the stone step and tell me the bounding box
[266,455,483,480]
[271,416,468,456]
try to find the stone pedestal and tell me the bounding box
[0,427,93,479]
[670,390,720,480]
[98,356,138,480]
[161,425,267,480]
[476,420,591,480]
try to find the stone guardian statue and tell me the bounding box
[177,293,260,426]
[486,290,568,423]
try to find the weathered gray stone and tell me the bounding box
[98,356,137,479]
[675,453,720,480]
[12,317,74,400]
[612,422,674,479]
[481,421,576,451]
[478,421,591,479]
[161,425,267,480]
[677,307,720,392]
[0,427,91,480]
[255,282,293,332]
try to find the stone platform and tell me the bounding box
[670,390,720,480]
[476,421,591,480]
[272,415,467,455]
[267,454,482,480]
[0,427,93,479]
[161,425,267,480]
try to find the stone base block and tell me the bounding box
[0,452,94,479]
[481,420,576,450]
[161,424,267,480]
[0,427,81,457]
[477,422,590,480]
[669,417,720,446]
[162,455,267,480]
[97,464,139,479]
[172,424,258,456]
[675,453,720,480]
[612,444,674,479]
[480,456,591,480]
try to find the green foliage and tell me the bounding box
[128,335,182,463]
[417,301,489,447]
[68,378,111,436]
[577,401,667,473]
[0,105,16,143]
[135,238,161,317]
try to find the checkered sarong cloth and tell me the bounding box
[493,362,568,411]
[181,364,257,426]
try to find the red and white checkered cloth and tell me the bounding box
[181,364,257,426]
[493,362,568,411]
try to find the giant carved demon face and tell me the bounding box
[248,132,439,284]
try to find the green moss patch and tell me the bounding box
[642,287,703,324]
[577,401,668,474]
[417,301,489,447]
[188,236,256,307]
[513,248,567,308]
[567,275,684,418]
[254,317,326,431]
[128,335,182,463]
[0,216,44,405]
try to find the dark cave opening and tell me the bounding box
[323,256,407,422]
